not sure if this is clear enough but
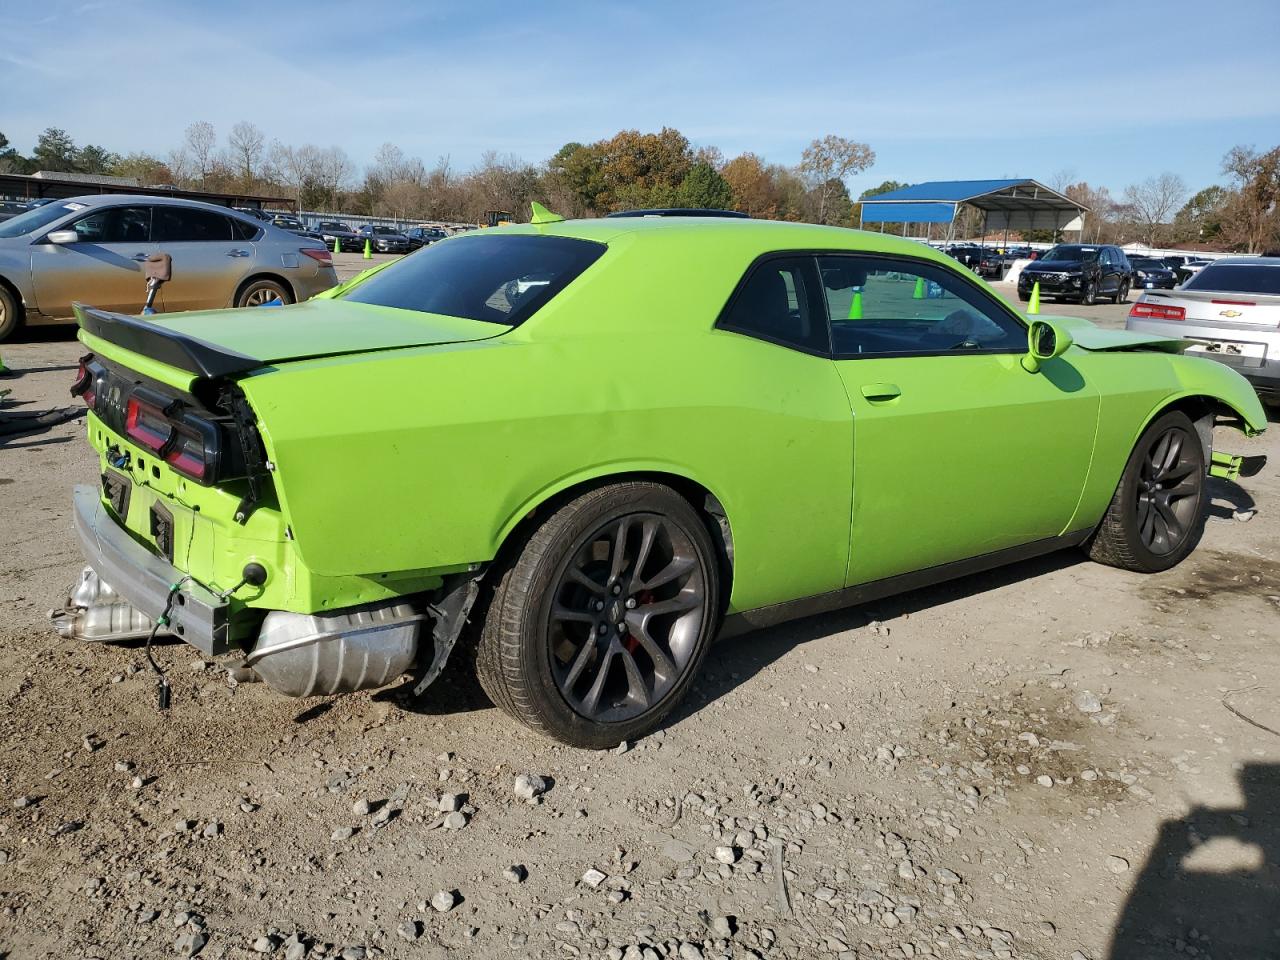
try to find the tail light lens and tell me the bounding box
[1129,302,1186,321]
[71,356,97,409]
[301,247,332,264]
[124,389,220,482]
[1210,299,1256,307]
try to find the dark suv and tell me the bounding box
[1017,243,1132,305]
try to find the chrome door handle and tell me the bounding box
[131,253,149,262]
[227,249,250,258]
[860,382,902,401]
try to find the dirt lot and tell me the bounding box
[0,281,1277,960]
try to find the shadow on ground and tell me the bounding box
[1108,763,1280,959]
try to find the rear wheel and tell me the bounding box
[474,482,720,748]
[0,285,20,342]
[1086,410,1207,572]
[236,278,292,308]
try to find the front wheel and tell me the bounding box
[1114,280,1130,304]
[236,278,293,308]
[474,482,721,748]
[1080,280,1097,306]
[1085,410,1207,572]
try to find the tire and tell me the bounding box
[1080,280,1097,306]
[0,284,20,342]
[1086,410,1207,573]
[474,482,721,748]
[1017,290,1030,302]
[1114,280,1130,304]
[235,278,293,308]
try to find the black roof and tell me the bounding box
[605,208,749,219]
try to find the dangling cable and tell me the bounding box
[144,577,191,711]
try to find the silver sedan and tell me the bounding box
[0,194,339,340]
[1126,256,1280,409]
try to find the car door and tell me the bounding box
[30,204,156,317]
[151,205,251,312]
[816,253,1101,587]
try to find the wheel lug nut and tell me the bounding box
[593,600,604,611]
[611,584,622,595]
[597,623,608,635]
[625,598,637,609]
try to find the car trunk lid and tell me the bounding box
[1140,289,1280,328]
[73,298,511,379]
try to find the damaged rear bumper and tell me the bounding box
[55,485,231,654]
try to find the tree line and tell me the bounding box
[2,124,1276,252]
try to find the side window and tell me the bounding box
[718,256,829,354]
[69,206,151,243]
[230,217,260,241]
[819,255,1026,357]
[152,207,234,242]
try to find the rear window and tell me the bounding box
[343,233,606,325]
[1185,263,1280,296]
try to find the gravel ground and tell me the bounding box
[0,283,1277,960]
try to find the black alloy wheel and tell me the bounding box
[548,512,706,723]
[1134,423,1201,556]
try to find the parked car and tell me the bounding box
[0,200,29,223]
[1128,256,1178,290]
[0,194,338,340]
[1161,255,1188,274]
[314,220,363,252]
[1017,243,1133,305]
[357,224,412,254]
[1176,258,1214,284]
[405,226,448,250]
[944,244,984,269]
[1127,257,1280,408]
[53,212,1264,747]
[268,214,323,242]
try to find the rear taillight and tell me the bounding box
[1129,301,1186,321]
[301,247,332,264]
[124,390,219,482]
[1211,299,1256,307]
[71,357,96,408]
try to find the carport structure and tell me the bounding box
[859,179,1087,244]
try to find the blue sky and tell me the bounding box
[3,0,1278,198]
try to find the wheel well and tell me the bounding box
[1153,394,1243,461]
[234,273,295,305]
[490,471,735,608]
[0,274,23,313]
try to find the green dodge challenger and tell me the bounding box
[54,207,1266,747]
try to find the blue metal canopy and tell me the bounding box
[860,179,1086,232]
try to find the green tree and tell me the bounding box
[1219,145,1280,252]
[1172,185,1229,242]
[32,127,79,172]
[0,131,30,173]
[77,144,120,175]
[674,161,733,209]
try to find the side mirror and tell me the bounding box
[47,230,79,245]
[1021,318,1073,373]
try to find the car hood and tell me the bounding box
[74,298,511,379]
[1047,315,1187,354]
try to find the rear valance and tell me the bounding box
[73,303,263,379]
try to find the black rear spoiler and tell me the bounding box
[73,303,263,379]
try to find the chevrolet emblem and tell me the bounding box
[1219,309,1242,318]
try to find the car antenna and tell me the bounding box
[529,201,564,226]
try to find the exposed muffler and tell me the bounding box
[53,565,427,697]
[245,603,426,697]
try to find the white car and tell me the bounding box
[1126,257,1280,409]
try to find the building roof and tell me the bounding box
[861,179,1086,232]
[0,171,288,209]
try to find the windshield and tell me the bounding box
[0,200,83,239]
[344,233,606,326]
[1131,258,1164,269]
[1041,245,1098,262]
[373,226,400,235]
[1184,263,1280,296]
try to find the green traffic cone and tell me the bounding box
[0,353,7,374]
[912,277,925,299]
[847,289,863,320]
[1029,281,1041,315]
[332,236,340,255]
[363,238,372,260]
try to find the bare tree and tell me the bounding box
[183,121,216,181]
[228,121,265,189]
[1220,145,1280,253]
[1122,173,1187,246]
[799,135,875,225]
